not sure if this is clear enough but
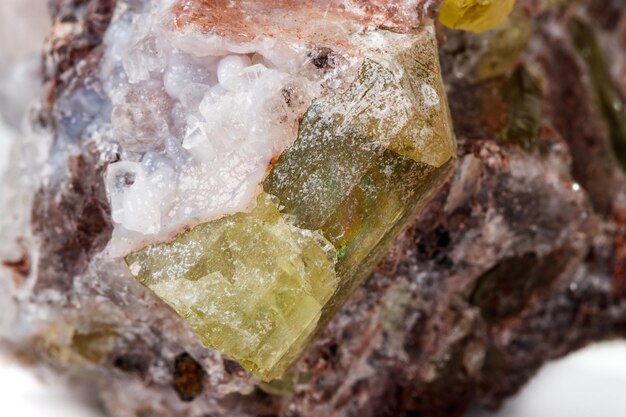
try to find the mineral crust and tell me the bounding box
[3,1,626,417]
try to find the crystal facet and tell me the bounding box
[127,193,337,379]
[439,0,515,33]
[125,12,456,380]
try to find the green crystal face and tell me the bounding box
[126,23,456,381]
[265,28,455,319]
[127,193,338,379]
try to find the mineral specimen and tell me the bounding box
[107,1,455,380]
[3,0,626,417]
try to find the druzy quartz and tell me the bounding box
[118,1,456,381]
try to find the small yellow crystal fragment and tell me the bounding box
[439,0,515,33]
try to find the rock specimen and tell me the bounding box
[101,0,455,380]
[2,0,626,417]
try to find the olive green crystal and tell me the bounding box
[500,65,542,150]
[570,18,626,171]
[127,193,338,380]
[127,23,456,381]
[265,28,456,320]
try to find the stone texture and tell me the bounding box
[2,1,626,417]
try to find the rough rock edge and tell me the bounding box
[4,1,626,417]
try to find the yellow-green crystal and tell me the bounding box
[265,25,455,335]
[440,0,515,33]
[126,23,455,382]
[126,193,338,380]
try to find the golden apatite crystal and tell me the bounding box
[127,193,338,380]
[127,22,456,382]
[439,0,515,33]
[265,27,456,323]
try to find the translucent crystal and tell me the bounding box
[265,31,456,318]
[124,6,455,381]
[127,193,338,380]
[440,0,515,33]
